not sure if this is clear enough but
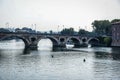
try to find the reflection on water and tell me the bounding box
[0,39,25,49]
[73,47,112,53]
[38,39,53,51]
[0,39,120,80]
[0,39,53,51]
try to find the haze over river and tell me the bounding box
[0,39,120,80]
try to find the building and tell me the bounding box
[111,22,120,46]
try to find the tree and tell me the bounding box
[22,27,33,32]
[92,20,111,36]
[104,37,112,46]
[78,29,87,35]
[60,27,75,35]
[111,19,120,23]
[49,30,53,34]
[0,28,10,32]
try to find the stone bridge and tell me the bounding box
[0,32,100,50]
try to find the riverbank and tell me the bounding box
[53,47,120,54]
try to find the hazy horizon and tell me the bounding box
[0,0,120,32]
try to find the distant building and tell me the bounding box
[111,22,120,46]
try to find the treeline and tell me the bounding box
[0,27,36,33]
[0,19,120,36]
[60,28,92,36]
[92,19,120,36]
[59,19,120,36]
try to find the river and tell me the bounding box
[0,39,120,80]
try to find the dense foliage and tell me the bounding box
[92,20,111,36]
[104,37,112,46]
[91,19,120,36]
[0,28,10,32]
[61,28,75,35]
[111,19,120,23]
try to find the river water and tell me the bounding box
[0,39,120,80]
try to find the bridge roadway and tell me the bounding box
[0,32,99,50]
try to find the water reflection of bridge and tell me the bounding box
[0,32,100,50]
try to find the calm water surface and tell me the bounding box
[0,39,120,80]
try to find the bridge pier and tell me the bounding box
[25,44,38,50]
[52,43,66,51]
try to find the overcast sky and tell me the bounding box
[0,0,120,31]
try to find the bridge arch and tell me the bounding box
[81,37,87,43]
[59,37,66,43]
[87,38,99,46]
[0,35,29,48]
[66,37,81,48]
[29,36,37,43]
[43,36,59,47]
